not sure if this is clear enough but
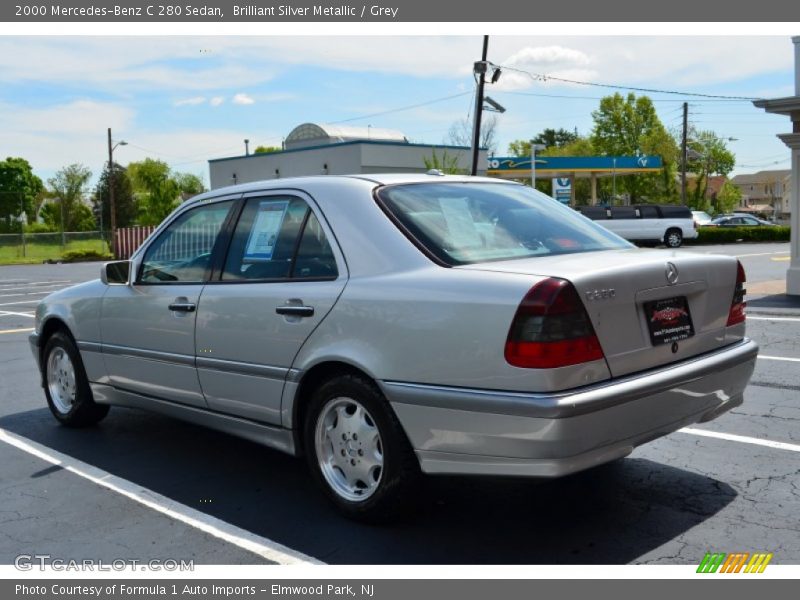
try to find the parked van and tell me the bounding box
[576,205,697,248]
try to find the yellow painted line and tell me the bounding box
[771,256,791,261]
[0,328,34,335]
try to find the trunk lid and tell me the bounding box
[458,248,741,377]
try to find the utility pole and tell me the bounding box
[470,35,489,176]
[107,127,117,257]
[681,102,688,205]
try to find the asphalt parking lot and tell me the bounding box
[0,243,798,565]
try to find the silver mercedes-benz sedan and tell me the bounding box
[30,173,757,521]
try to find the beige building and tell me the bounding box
[730,169,792,220]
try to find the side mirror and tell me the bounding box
[101,260,131,285]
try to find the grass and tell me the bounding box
[0,239,111,265]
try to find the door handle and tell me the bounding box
[275,305,314,317]
[168,302,196,313]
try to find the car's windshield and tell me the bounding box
[377,182,632,266]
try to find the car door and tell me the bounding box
[100,198,237,407]
[195,192,347,425]
[609,206,638,240]
[637,205,660,239]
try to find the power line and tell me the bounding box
[328,91,473,125]
[496,65,761,101]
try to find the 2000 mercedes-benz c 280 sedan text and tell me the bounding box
[30,174,758,521]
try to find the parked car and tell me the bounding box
[575,204,698,248]
[691,210,714,227]
[710,215,776,227]
[30,174,757,521]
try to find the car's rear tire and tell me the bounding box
[43,331,109,427]
[664,228,683,248]
[303,374,420,523]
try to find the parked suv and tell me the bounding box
[576,204,698,248]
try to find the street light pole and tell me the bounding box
[107,128,127,258]
[108,128,116,257]
[612,158,617,203]
[530,142,546,189]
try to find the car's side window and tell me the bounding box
[139,201,234,284]
[639,206,658,219]
[222,197,309,281]
[291,212,338,279]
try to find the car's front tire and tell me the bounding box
[664,228,683,248]
[303,374,420,523]
[43,331,109,427]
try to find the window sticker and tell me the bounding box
[438,197,482,247]
[244,200,289,260]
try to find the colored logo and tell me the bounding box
[696,552,773,573]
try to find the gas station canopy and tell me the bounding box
[487,155,663,179]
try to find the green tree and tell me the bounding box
[93,163,137,231]
[254,145,281,154]
[591,93,679,203]
[508,128,580,157]
[423,149,465,174]
[47,164,95,232]
[173,172,205,197]
[686,129,736,208]
[41,201,96,232]
[128,159,207,225]
[714,180,742,215]
[0,157,44,232]
[128,159,180,225]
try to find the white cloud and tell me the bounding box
[0,100,134,136]
[0,36,792,97]
[209,96,225,107]
[174,96,206,106]
[232,93,255,105]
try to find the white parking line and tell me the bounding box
[0,288,70,298]
[748,316,800,323]
[758,355,800,363]
[0,284,70,293]
[0,427,323,566]
[0,300,40,307]
[0,311,34,318]
[735,251,790,258]
[0,328,34,335]
[0,280,72,287]
[681,428,800,453]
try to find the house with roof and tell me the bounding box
[730,169,792,220]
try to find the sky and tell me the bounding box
[0,35,797,188]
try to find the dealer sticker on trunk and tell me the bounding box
[644,296,695,346]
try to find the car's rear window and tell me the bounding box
[376,182,632,266]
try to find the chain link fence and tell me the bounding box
[0,231,111,264]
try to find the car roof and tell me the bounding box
[186,173,516,206]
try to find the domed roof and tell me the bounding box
[285,122,408,149]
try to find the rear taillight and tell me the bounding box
[505,278,605,369]
[726,260,747,326]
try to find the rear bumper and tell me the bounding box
[382,338,758,477]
